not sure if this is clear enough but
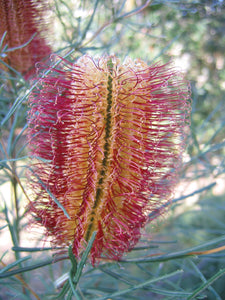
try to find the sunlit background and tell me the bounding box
[0,0,225,299]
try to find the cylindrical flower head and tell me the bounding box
[0,0,51,79]
[27,55,191,264]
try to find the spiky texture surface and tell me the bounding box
[0,0,51,79]
[27,55,191,264]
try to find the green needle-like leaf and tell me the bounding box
[187,268,225,300]
[97,269,183,300]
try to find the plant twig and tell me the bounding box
[81,0,152,48]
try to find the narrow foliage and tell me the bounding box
[27,55,191,264]
[0,0,52,79]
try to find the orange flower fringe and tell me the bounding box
[27,55,191,264]
[0,0,51,79]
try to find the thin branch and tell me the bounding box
[81,0,152,48]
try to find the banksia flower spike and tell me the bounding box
[0,0,51,79]
[27,55,191,264]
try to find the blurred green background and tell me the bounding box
[0,0,225,299]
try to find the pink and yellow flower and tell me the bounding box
[0,0,51,79]
[27,55,191,264]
